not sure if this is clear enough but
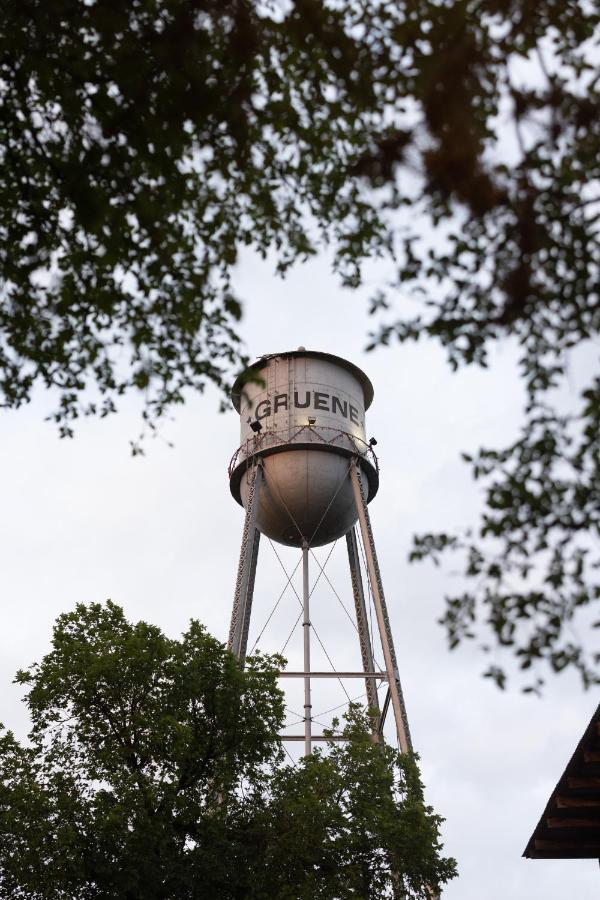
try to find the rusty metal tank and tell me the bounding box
[229,350,378,548]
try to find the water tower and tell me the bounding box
[228,349,411,755]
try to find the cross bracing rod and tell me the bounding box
[281,734,348,742]
[349,460,413,754]
[279,671,388,679]
[228,462,262,662]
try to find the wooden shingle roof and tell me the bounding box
[524,704,600,859]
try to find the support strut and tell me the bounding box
[228,462,262,663]
[302,542,312,756]
[346,527,381,739]
[349,460,413,754]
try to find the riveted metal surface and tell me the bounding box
[236,353,368,445]
[231,350,374,413]
[238,449,369,547]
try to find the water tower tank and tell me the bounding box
[229,350,379,547]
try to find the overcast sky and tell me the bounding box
[1,248,598,899]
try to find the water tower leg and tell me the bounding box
[302,542,312,756]
[239,530,261,662]
[228,462,263,663]
[346,528,381,739]
[349,461,413,754]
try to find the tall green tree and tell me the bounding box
[2,0,599,685]
[0,602,455,899]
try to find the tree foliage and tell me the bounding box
[362,1,600,690]
[0,0,391,437]
[2,0,599,682]
[0,602,455,899]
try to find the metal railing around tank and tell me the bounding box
[228,424,379,479]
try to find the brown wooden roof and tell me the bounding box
[524,703,600,859]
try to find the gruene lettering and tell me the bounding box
[252,391,363,427]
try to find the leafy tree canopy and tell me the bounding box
[0,602,456,899]
[2,0,599,685]
[1,0,391,434]
[369,2,600,692]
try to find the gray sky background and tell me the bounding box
[1,247,598,898]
